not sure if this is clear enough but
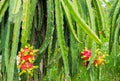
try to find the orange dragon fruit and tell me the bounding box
[94,55,104,67]
[93,49,106,67]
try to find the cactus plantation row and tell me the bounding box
[0,0,120,81]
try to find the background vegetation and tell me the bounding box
[0,0,120,81]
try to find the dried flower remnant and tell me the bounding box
[17,45,38,76]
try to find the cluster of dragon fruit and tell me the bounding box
[81,48,106,67]
[17,45,38,76]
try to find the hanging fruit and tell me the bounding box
[81,48,92,67]
[17,44,38,76]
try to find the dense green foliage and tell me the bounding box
[0,0,120,81]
